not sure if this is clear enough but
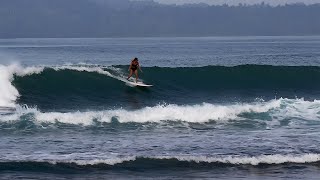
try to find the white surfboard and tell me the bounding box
[126,80,153,87]
[116,76,152,87]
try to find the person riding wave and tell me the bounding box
[127,57,142,83]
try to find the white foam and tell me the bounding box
[272,98,320,121]
[3,153,320,166]
[2,98,320,126]
[46,64,131,85]
[27,100,279,125]
[0,63,44,107]
[52,65,113,76]
[69,153,320,166]
[168,153,320,165]
[0,99,281,125]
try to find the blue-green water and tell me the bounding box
[0,36,320,179]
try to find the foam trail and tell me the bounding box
[52,65,113,76]
[49,64,132,85]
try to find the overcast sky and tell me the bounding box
[149,0,320,6]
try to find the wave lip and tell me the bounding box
[0,63,44,107]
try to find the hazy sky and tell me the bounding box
[150,0,320,6]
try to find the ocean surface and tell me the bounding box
[0,36,320,179]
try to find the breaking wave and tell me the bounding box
[1,153,319,172]
[0,98,319,128]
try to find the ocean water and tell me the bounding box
[0,36,320,179]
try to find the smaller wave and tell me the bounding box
[1,98,320,128]
[0,99,281,125]
[0,154,319,170]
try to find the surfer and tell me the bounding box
[127,57,142,82]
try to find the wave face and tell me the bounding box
[8,64,320,110]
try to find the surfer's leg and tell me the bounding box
[127,70,133,80]
[134,70,139,83]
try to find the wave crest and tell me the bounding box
[1,154,319,167]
